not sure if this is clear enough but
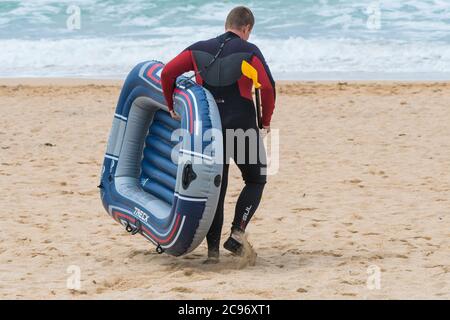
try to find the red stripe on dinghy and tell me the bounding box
[113,211,181,244]
[174,88,194,134]
[145,64,194,134]
[146,63,162,82]
[141,214,181,244]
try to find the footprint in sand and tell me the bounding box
[291,207,317,213]
[341,292,357,297]
[170,286,194,293]
[183,269,194,277]
[127,245,149,257]
[351,213,363,220]
[182,254,202,260]
[100,259,114,267]
[282,248,301,256]
[69,289,87,295]
[413,236,432,241]
[97,277,128,292]
[341,279,365,286]
[77,190,97,196]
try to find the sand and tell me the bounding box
[0,79,448,299]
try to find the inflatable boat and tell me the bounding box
[99,61,223,256]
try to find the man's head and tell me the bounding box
[225,6,254,41]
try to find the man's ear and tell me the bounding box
[242,25,252,39]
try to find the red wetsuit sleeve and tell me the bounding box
[161,50,194,111]
[250,55,276,127]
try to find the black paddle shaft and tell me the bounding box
[255,88,263,129]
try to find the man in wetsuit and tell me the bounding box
[161,6,276,263]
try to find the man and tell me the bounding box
[161,6,276,264]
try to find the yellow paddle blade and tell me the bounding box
[241,60,261,89]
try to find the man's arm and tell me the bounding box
[161,49,194,111]
[250,47,276,128]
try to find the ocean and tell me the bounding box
[1,0,450,79]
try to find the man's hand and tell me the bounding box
[260,125,270,139]
[170,110,181,121]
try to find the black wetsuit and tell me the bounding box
[161,31,276,254]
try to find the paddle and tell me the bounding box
[241,60,263,129]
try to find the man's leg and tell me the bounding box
[205,163,229,261]
[224,132,267,257]
[234,130,267,232]
[224,164,266,257]
[232,177,266,232]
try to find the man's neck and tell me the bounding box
[225,29,244,39]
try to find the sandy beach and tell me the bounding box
[0,79,448,299]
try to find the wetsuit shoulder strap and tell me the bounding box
[182,37,232,84]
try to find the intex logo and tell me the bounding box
[133,207,149,222]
